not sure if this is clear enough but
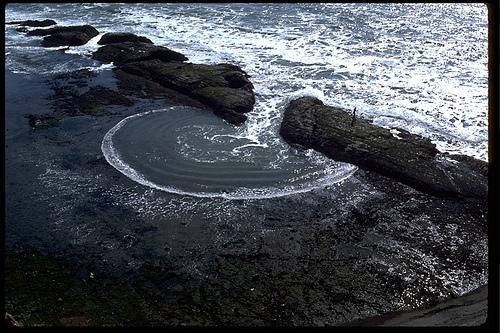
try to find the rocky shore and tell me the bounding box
[280,96,487,199]
[10,20,255,126]
[5,19,489,327]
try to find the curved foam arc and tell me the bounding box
[101,107,358,200]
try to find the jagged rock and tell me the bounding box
[118,60,255,125]
[279,96,487,199]
[92,42,187,65]
[97,32,153,45]
[7,19,56,27]
[27,25,99,47]
[15,27,29,33]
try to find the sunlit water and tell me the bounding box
[5,3,488,198]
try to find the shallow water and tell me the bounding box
[102,106,356,199]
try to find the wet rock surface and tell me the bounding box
[113,69,207,109]
[97,32,154,45]
[280,96,488,199]
[26,25,99,47]
[15,27,29,33]
[13,24,256,125]
[116,60,255,125]
[5,149,488,325]
[91,34,255,125]
[46,70,135,118]
[92,42,188,65]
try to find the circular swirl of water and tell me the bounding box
[101,106,357,199]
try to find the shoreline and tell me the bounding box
[5,18,489,327]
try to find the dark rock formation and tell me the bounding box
[113,69,207,109]
[26,25,97,37]
[13,22,255,125]
[193,87,254,125]
[15,27,29,33]
[97,32,153,45]
[7,19,56,27]
[92,42,187,65]
[91,36,255,125]
[117,60,255,125]
[279,96,487,199]
[27,25,99,47]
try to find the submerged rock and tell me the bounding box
[92,42,187,65]
[97,32,153,45]
[7,19,56,27]
[279,96,487,199]
[25,114,59,129]
[75,86,134,114]
[47,71,135,117]
[27,25,99,47]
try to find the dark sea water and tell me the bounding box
[5,4,489,322]
[5,3,488,198]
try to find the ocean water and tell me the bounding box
[5,3,488,198]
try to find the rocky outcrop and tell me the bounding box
[97,32,153,45]
[92,42,187,65]
[13,20,256,125]
[7,19,56,27]
[91,36,255,125]
[26,25,99,47]
[279,96,487,199]
[119,60,255,125]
